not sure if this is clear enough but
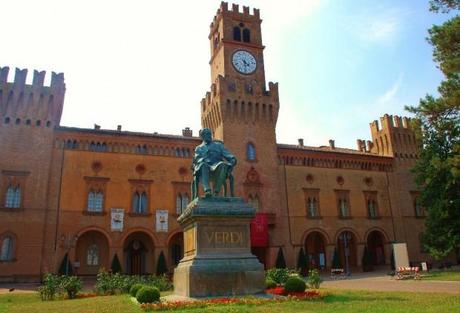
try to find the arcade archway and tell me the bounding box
[305,231,327,270]
[123,231,154,275]
[169,232,183,269]
[337,230,357,270]
[367,230,386,266]
[75,230,109,275]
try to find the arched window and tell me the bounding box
[367,199,378,218]
[247,143,256,161]
[5,185,21,208]
[86,244,99,266]
[308,197,318,217]
[176,193,189,215]
[242,28,250,42]
[133,192,147,214]
[233,26,241,41]
[87,191,103,212]
[414,197,424,217]
[339,198,348,217]
[0,236,14,261]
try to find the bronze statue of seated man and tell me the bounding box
[191,128,237,198]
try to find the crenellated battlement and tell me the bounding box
[370,114,412,133]
[0,66,66,126]
[0,66,65,93]
[368,113,418,160]
[210,2,261,30]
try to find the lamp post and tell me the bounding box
[60,234,78,275]
[341,232,352,276]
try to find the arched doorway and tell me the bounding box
[123,232,154,275]
[305,231,326,270]
[75,230,109,275]
[367,230,386,266]
[337,231,357,272]
[169,232,183,269]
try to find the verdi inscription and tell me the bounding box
[199,225,248,250]
[205,231,244,245]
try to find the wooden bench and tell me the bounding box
[396,266,420,280]
[330,268,346,279]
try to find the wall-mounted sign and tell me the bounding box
[156,210,168,232]
[111,208,124,232]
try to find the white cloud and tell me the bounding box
[344,6,411,45]
[375,72,404,108]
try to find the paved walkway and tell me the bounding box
[322,271,460,294]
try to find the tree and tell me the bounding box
[429,0,460,13]
[362,246,373,272]
[110,254,122,273]
[331,248,340,268]
[405,2,460,260]
[297,247,308,275]
[275,247,286,269]
[156,251,168,275]
[58,253,73,276]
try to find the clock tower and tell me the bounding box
[201,2,283,249]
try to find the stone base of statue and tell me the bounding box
[173,197,265,297]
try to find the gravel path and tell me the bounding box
[322,271,460,294]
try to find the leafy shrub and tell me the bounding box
[284,276,306,293]
[308,269,323,289]
[61,275,82,299]
[130,284,144,297]
[136,286,160,304]
[266,268,296,285]
[146,274,172,291]
[38,273,60,301]
[95,269,172,295]
[38,273,82,300]
[265,278,277,289]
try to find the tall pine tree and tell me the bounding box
[406,0,460,260]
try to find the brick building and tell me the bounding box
[0,3,438,281]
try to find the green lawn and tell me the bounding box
[0,289,459,313]
[421,270,460,281]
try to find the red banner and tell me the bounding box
[250,213,269,247]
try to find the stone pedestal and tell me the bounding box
[173,197,265,297]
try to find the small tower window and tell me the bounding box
[233,26,241,41]
[36,120,41,126]
[15,118,21,125]
[4,117,10,124]
[247,143,256,161]
[243,28,250,43]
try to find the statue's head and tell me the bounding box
[199,128,212,143]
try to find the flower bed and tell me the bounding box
[266,287,322,299]
[140,291,323,311]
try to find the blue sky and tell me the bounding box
[2,0,454,149]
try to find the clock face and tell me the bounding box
[232,50,257,74]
